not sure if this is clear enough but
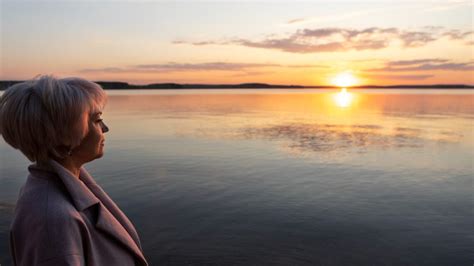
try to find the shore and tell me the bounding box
[0,81,473,91]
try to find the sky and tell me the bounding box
[1,0,473,85]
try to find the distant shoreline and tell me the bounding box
[0,81,473,90]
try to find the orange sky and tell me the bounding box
[1,1,473,85]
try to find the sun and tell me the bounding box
[331,72,359,87]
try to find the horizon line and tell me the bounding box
[0,80,473,88]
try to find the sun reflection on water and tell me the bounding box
[333,87,354,108]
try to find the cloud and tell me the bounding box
[442,29,474,45]
[135,62,280,71]
[172,40,218,46]
[80,62,327,73]
[287,18,306,24]
[399,31,437,47]
[82,62,277,73]
[365,74,434,80]
[81,67,130,73]
[368,59,474,72]
[175,26,472,54]
[385,59,449,66]
[229,27,397,53]
[229,70,272,77]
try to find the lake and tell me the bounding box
[1,89,473,265]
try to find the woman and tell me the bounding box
[0,76,148,266]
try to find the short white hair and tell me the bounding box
[0,75,107,163]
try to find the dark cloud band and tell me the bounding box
[80,62,327,73]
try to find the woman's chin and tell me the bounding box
[94,150,104,159]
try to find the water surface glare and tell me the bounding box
[1,89,473,265]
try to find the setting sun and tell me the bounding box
[331,72,359,87]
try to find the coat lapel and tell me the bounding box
[45,160,148,265]
[95,202,148,265]
[79,168,143,249]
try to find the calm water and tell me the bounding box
[1,89,473,265]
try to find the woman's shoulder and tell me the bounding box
[10,174,89,265]
[12,173,86,230]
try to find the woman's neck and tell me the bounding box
[56,158,83,179]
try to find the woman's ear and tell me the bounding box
[50,144,73,160]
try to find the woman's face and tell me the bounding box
[72,111,109,163]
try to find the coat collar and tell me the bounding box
[31,160,101,211]
[28,159,148,266]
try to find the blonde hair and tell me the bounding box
[0,75,107,163]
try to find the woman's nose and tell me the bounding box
[101,121,109,133]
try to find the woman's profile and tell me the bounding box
[0,76,148,265]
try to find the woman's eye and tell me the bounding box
[96,119,103,123]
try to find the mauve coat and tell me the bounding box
[9,159,149,266]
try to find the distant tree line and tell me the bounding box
[0,81,305,90]
[0,80,472,90]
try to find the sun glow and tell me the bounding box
[331,72,358,87]
[333,87,353,108]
